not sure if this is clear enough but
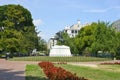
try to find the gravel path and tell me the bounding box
[68,60,120,68]
[0,59,38,80]
[68,62,98,67]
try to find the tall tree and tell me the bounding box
[75,21,117,57]
[75,22,97,55]
[0,4,38,56]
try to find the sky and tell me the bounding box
[0,0,120,41]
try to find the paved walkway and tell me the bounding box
[0,59,38,80]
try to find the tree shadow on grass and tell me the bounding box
[26,76,47,80]
[0,69,25,80]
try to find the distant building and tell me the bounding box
[112,19,120,31]
[64,20,90,37]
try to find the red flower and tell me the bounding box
[38,62,88,80]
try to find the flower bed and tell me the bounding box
[101,61,120,65]
[38,62,88,80]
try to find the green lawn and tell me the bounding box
[57,64,120,80]
[26,64,120,80]
[25,65,47,80]
[9,56,111,62]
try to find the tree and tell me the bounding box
[55,31,70,45]
[0,4,39,56]
[75,22,97,55]
[38,38,47,52]
[93,21,116,57]
[74,21,117,57]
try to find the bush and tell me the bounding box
[116,56,120,60]
[38,62,88,80]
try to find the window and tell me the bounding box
[65,30,67,33]
[71,30,74,33]
[75,30,77,33]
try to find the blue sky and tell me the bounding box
[0,0,120,41]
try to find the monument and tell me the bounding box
[49,45,72,57]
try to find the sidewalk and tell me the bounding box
[0,59,38,80]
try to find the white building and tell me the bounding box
[64,20,89,37]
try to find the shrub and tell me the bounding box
[116,56,120,60]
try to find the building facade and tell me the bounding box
[64,20,89,37]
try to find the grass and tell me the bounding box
[98,64,120,72]
[9,56,111,62]
[57,64,120,80]
[25,64,47,80]
[26,64,120,80]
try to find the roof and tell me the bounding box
[70,23,81,30]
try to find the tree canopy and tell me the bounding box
[57,21,120,58]
[0,4,39,56]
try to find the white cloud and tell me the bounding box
[33,19,43,26]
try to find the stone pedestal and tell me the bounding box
[49,45,72,57]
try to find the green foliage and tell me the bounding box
[75,23,97,55]
[57,21,120,58]
[55,31,69,45]
[38,39,47,52]
[0,4,39,56]
[75,21,118,57]
[75,21,120,58]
